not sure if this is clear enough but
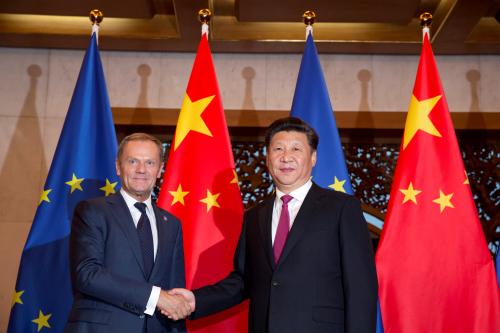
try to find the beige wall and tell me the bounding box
[0,46,498,329]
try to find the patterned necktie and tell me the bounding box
[273,194,293,264]
[134,202,154,279]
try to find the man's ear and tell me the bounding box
[157,163,164,178]
[115,160,121,176]
[311,150,317,167]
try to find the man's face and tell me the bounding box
[116,140,163,201]
[266,130,317,194]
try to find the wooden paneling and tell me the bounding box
[0,0,499,54]
[112,107,500,130]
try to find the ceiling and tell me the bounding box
[0,0,499,54]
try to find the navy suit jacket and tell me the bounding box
[193,183,378,333]
[65,193,186,333]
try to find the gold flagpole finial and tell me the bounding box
[419,12,432,28]
[198,9,211,36]
[198,9,212,24]
[303,11,316,38]
[89,9,103,41]
[419,12,432,40]
[89,9,103,25]
[303,10,316,26]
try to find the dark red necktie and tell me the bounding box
[274,194,293,264]
[134,202,154,279]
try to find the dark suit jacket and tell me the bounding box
[193,183,377,333]
[65,193,186,333]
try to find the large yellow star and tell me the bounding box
[12,290,24,307]
[65,173,84,193]
[169,184,189,206]
[39,189,52,205]
[200,190,221,212]
[432,190,455,213]
[399,182,422,204]
[173,93,215,151]
[403,94,442,150]
[99,179,118,196]
[32,310,51,332]
[328,177,346,193]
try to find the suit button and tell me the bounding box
[139,314,145,319]
[272,281,280,287]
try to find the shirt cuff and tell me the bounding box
[144,286,161,315]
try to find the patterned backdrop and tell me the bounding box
[111,125,500,254]
[137,129,498,256]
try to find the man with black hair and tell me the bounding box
[171,118,377,333]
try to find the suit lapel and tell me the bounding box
[276,184,323,267]
[257,196,275,270]
[107,193,147,279]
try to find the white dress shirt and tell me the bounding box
[271,179,313,244]
[120,188,160,316]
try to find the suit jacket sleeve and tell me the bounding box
[340,197,378,333]
[191,213,248,318]
[70,200,153,315]
[169,216,186,289]
[165,214,188,333]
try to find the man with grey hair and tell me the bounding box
[66,133,191,333]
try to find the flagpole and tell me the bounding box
[419,12,432,41]
[302,10,316,39]
[89,9,103,43]
[198,8,211,36]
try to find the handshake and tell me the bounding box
[157,288,195,321]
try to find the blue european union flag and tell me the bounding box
[7,33,119,333]
[291,33,353,194]
[376,300,384,333]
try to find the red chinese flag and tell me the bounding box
[157,34,247,333]
[376,32,500,332]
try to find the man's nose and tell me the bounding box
[280,150,292,161]
[136,162,146,172]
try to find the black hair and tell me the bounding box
[264,116,319,150]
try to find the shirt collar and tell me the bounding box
[275,179,312,204]
[120,188,153,213]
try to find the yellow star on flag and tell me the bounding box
[169,184,189,206]
[100,179,118,196]
[39,189,52,205]
[432,190,455,213]
[463,170,470,185]
[400,182,422,204]
[32,310,51,332]
[200,190,221,212]
[230,170,239,186]
[11,290,24,307]
[328,177,346,193]
[174,93,216,150]
[403,94,442,150]
[65,173,84,193]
